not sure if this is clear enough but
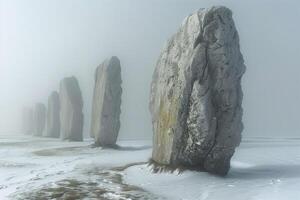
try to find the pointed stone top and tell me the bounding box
[60,76,83,108]
[104,56,121,70]
[50,90,59,96]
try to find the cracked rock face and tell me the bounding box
[22,107,34,135]
[46,91,60,138]
[33,103,46,136]
[90,56,122,146]
[149,6,246,175]
[59,77,84,141]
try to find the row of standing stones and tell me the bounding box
[22,6,245,175]
[22,57,122,144]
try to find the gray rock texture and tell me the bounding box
[22,107,34,135]
[59,76,84,141]
[90,56,122,146]
[33,103,46,136]
[45,91,60,138]
[149,6,246,175]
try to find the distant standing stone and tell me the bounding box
[59,76,84,141]
[149,6,246,175]
[45,91,60,138]
[33,103,46,136]
[22,107,34,135]
[90,56,122,147]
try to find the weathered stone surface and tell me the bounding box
[33,103,46,136]
[59,76,84,141]
[149,6,245,175]
[45,91,60,138]
[22,107,34,135]
[90,56,122,146]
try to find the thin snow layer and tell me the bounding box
[0,134,153,199]
[124,137,300,200]
[1,135,300,200]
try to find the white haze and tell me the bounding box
[0,0,299,139]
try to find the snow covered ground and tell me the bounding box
[124,137,300,200]
[0,134,300,200]
[0,134,154,199]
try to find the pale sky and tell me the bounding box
[0,0,300,138]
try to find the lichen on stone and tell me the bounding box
[150,6,245,175]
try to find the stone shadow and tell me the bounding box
[228,164,300,180]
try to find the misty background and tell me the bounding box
[0,0,299,139]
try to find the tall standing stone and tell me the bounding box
[45,91,60,138]
[149,6,246,175]
[22,107,34,135]
[59,76,84,141]
[33,103,46,136]
[90,56,122,146]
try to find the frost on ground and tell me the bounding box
[1,135,300,200]
[124,137,300,200]
[0,134,158,200]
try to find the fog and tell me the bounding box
[0,0,300,139]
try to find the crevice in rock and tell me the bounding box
[217,14,225,25]
[150,6,245,175]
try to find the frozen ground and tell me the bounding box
[0,134,155,199]
[0,134,300,199]
[124,137,300,200]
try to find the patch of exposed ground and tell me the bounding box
[12,163,161,200]
[32,146,87,156]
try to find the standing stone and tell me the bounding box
[33,103,46,136]
[90,56,122,146]
[45,91,60,138]
[59,76,84,141]
[22,107,34,135]
[149,6,246,175]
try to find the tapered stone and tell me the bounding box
[90,56,122,146]
[59,76,84,141]
[33,103,46,136]
[45,91,60,138]
[150,6,245,175]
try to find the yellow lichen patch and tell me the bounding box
[153,95,179,164]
